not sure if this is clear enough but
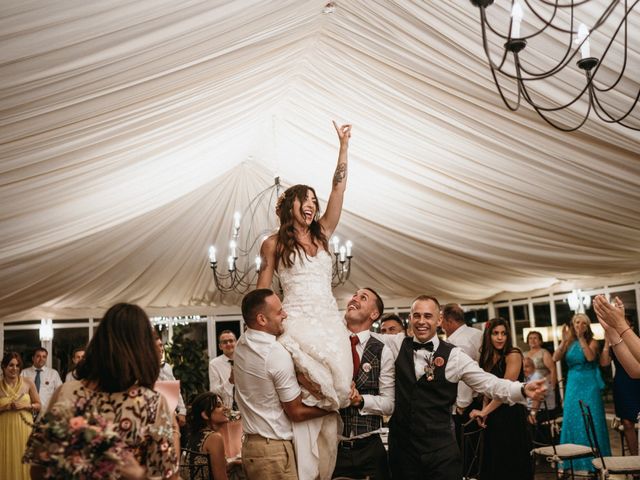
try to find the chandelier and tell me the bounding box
[470,0,639,131]
[566,289,592,313]
[208,177,354,294]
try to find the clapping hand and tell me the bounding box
[593,295,626,333]
[561,324,571,343]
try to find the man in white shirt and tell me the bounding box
[64,347,85,382]
[379,313,406,336]
[441,303,483,478]
[386,295,546,480]
[22,347,62,414]
[334,288,394,480]
[234,288,332,480]
[208,330,237,408]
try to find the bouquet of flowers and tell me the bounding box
[26,402,127,479]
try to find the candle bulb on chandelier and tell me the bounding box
[332,236,340,254]
[255,256,262,273]
[233,211,241,231]
[208,245,217,264]
[577,23,590,59]
[228,255,235,272]
[346,240,352,257]
[339,245,346,263]
[511,0,523,38]
[230,240,237,259]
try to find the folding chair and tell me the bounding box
[611,416,640,456]
[460,417,484,480]
[580,400,640,480]
[179,448,213,480]
[531,401,593,480]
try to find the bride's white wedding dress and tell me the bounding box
[278,249,352,480]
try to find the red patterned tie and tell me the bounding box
[350,335,360,378]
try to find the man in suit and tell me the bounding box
[333,288,393,480]
[387,295,546,480]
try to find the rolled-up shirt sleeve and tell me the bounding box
[267,344,302,403]
[445,348,524,405]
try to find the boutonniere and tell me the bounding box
[434,357,445,368]
[361,362,372,373]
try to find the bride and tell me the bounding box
[257,121,353,480]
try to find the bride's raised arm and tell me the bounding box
[318,121,351,237]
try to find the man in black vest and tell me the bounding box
[388,295,546,480]
[332,287,394,480]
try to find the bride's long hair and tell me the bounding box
[275,184,328,269]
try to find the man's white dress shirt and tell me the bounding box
[22,366,62,412]
[233,328,301,440]
[446,324,483,410]
[209,354,234,408]
[380,333,526,406]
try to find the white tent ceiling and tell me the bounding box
[1,0,639,320]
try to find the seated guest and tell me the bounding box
[64,346,85,382]
[184,392,245,480]
[379,313,406,336]
[24,303,180,480]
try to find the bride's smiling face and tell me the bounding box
[292,189,318,227]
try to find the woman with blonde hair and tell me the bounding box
[553,313,610,475]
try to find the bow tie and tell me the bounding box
[413,341,434,352]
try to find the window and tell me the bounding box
[3,328,40,367]
[51,326,89,379]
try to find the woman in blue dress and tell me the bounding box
[553,313,611,473]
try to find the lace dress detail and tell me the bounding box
[277,249,352,480]
[278,249,352,410]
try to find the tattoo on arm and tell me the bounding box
[333,163,347,187]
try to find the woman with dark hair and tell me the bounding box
[184,392,244,480]
[0,352,40,480]
[553,313,610,474]
[24,303,179,480]
[256,121,353,479]
[470,318,532,480]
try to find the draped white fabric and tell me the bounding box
[1,1,639,320]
